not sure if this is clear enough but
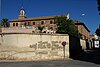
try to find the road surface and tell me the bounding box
[0,59,100,67]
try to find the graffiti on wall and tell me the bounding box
[29,41,63,50]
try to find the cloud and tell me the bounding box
[81,13,85,16]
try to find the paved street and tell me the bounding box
[0,59,100,67]
[73,49,100,64]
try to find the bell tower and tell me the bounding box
[18,7,26,19]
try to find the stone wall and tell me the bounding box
[0,33,69,61]
[1,28,34,33]
[80,39,86,50]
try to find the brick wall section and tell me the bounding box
[78,25,90,39]
[74,20,90,40]
[10,19,57,31]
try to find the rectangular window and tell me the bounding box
[41,21,44,25]
[16,23,18,26]
[50,20,53,24]
[33,22,35,25]
[28,22,30,26]
[13,23,15,27]
[24,22,27,26]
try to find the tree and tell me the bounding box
[0,21,2,27]
[97,0,100,15]
[55,15,68,34]
[38,26,44,33]
[55,15,79,37]
[1,18,9,27]
[95,24,100,36]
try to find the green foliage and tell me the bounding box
[97,0,100,15]
[1,18,9,27]
[95,24,100,36]
[55,15,79,37]
[38,26,44,32]
[0,20,1,27]
[55,15,68,34]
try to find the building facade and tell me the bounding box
[74,20,90,40]
[10,7,69,33]
[9,7,90,39]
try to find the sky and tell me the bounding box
[0,0,100,34]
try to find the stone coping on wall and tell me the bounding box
[0,33,69,36]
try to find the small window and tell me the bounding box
[50,27,53,30]
[33,22,35,25]
[54,22,56,24]
[41,21,44,25]
[30,22,33,26]
[50,21,53,24]
[28,22,30,25]
[13,23,15,26]
[24,22,27,26]
[16,23,18,26]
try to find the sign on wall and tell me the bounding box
[94,40,99,48]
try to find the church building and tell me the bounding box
[10,7,69,33]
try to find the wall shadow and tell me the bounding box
[72,49,100,64]
[69,35,100,64]
[86,39,90,50]
[69,35,83,58]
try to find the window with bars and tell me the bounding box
[13,23,15,26]
[24,22,27,26]
[33,22,35,25]
[50,20,53,24]
[41,21,44,25]
[16,23,18,26]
